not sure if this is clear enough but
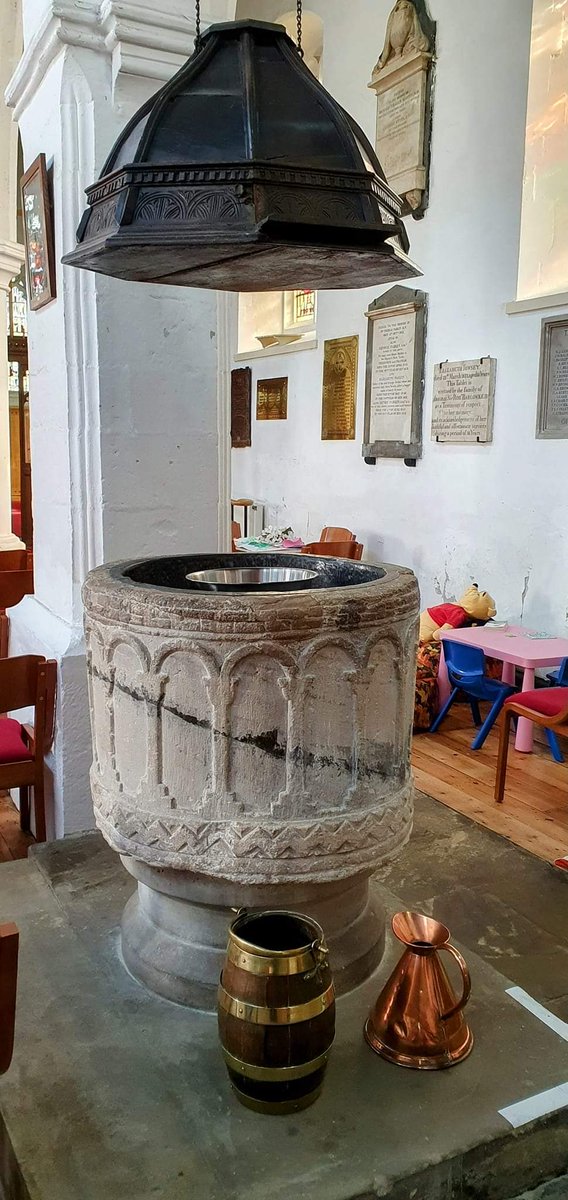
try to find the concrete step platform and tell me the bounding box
[0,832,566,1200]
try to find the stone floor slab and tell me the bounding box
[0,832,565,1199]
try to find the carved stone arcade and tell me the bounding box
[83,555,419,1009]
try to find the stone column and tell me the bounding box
[0,246,25,551]
[5,0,236,836]
[0,0,25,550]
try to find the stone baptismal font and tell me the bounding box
[83,553,419,1009]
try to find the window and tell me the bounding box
[516,0,568,301]
[237,291,317,356]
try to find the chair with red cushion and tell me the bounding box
[495,687,568,804]
[0,656,57,842]
[302,540,364,560]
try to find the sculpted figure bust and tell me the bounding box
[376,0,430,71]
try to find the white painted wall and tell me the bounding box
[232,0,568,635]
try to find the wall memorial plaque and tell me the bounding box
[431,358,497,444]
[368,0,436,218]
[362,285,426,464]
[536,317,568,439]
[257,376,288,421]
[322,336,358,441]
[230,367,251,448]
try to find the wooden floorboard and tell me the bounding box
[412,707,568,864]
[0,792,34,862]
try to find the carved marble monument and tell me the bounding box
[83,553,419,1009]
[369,0,435,216]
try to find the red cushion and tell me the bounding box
[0,718,32,764]
[506,687,568,717]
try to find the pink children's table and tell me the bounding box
[438,625,568,752]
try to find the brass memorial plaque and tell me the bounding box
[257,376,288,421]
[322,336,358,440]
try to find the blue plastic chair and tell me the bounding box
[430,641,516,750]
[547,658,568,687]
[544,659,568,763]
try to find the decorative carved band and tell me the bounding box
[260,187,364,226]
[91,774,413,883]
[134,187,242,226]
[86,197,120,239]
[85,163,403,217]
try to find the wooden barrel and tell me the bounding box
[218,909,335,1115]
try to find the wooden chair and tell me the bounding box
[0,570,34,611]
[231,499,254,537]
[495,687,568,804]
[320,526,356,543]
[302,540,364,560]
[231,520,241,552]
[0,656,57,842]
[0,924,18,1074]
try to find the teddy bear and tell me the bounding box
[419,584,496,645]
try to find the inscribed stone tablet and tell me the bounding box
[431,358,496,443]
[537,318,568,438]
[369,310,416,445]
[362,286,426,462]
[376,71,425,197]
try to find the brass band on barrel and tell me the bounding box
[227,939,322,976]
[218,983,335,1025]
[222,1047,332,1082]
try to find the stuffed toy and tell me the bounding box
[419,584,496,645]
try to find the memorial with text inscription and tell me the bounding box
[431,358,496,444]
[368,0,436,216]
[363,285,427,464]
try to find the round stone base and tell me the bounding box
[120,857,385,1011]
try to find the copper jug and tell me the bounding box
[364,912,473,1069]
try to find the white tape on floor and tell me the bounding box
[506,986,568,1043]
[498,987,568,1128]
[499,1082,568,1129]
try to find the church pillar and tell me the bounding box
[0,0,25,550]
[5,0,235,836]
[0,245,25,551]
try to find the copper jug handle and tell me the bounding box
[440,943,471,1021]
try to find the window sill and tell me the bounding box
[234,337,318,362]
[505,290,568,316]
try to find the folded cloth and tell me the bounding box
[281,538,304,548]
[235,537,272,550]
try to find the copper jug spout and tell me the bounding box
[364,912,473,1070]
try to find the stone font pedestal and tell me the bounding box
[83,553,419,1008]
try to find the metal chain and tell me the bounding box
[194,0,202,50]
[296,0,304,57]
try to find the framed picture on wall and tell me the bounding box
[231,368,252,448]
[21,154,56,312]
